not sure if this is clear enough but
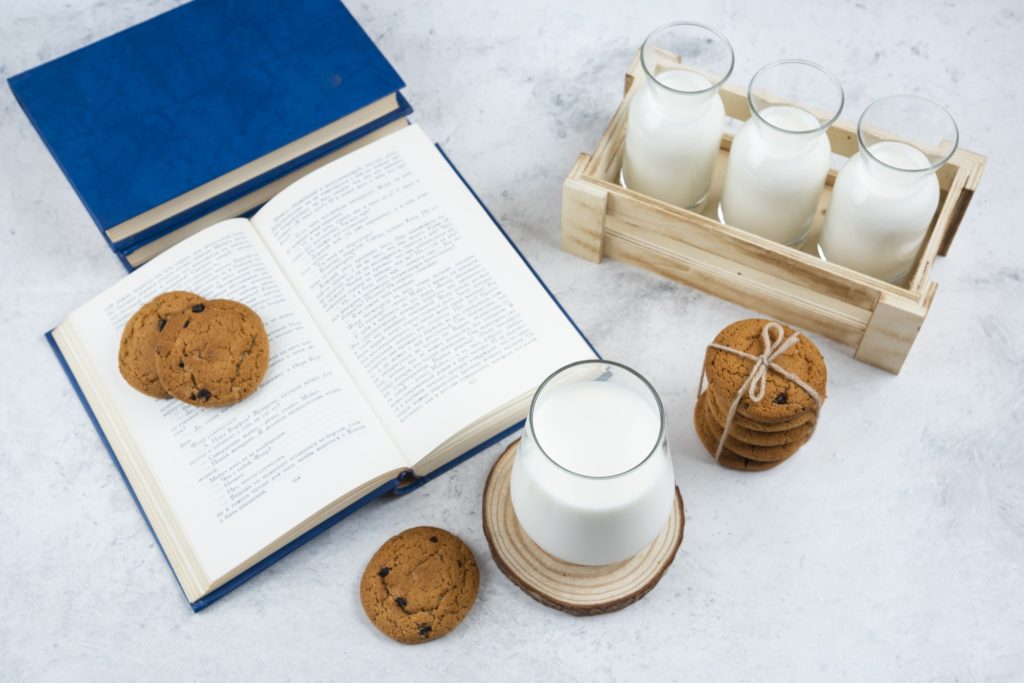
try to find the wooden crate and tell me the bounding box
[561,50,986,374]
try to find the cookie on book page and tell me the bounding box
[154,299,269,407]
[360,527,479,644]
[118,291,206,398]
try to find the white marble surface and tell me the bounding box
[2,0,1023,680]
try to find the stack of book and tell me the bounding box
[9,0,412,269]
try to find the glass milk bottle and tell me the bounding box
[621,22,734,211]
[720,60,844,246]
[510,361,675,566]
[818,96,958,283]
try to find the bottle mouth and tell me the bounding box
[747,59,845,136]
[640,21,735,95]
[857,95,959,174]
[526,359,666,481]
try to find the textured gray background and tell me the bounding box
[2,0,1022,680]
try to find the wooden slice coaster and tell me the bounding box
[482,439,684,616]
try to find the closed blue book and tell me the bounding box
[9,0,405,252]
[46,124,598,610]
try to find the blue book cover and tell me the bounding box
[9,0,404,249]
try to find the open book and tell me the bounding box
[49,124,596,610]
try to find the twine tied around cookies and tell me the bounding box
[698,321,823,461]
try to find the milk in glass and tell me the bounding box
[510,377,674,566]
[622,68,726,210]
[819,141,940,282]
[720,105,832,245]
[818,94,957,283]
[620,22,733,211]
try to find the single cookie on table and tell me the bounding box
[360,526,479,644]
[704,318,826,424]
[693,397,787,471]
[705,385,816,434]
[154,299,269,407]
[118,291,206,398]
[702,391,816,447]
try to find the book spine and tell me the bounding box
[393,421,525,496]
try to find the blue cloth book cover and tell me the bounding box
[9,0,405,250]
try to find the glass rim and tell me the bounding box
[640,21,735,95]
[747,58,845,136]
[526,359,667,481]
[857,94,959,173]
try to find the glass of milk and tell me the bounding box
[719,59,844,246]
[621,22,734,211]
[818,95,959,283]
[510,360,675,566]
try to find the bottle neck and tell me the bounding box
[749,104,828,156]
[644,70,719,112]
[750,114,823,156]
[861,143,935,190]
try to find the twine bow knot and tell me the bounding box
[699,321,823,461]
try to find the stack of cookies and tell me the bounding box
[694,318,827,471]
[118,291,269,407]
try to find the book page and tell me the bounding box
[64,220,405,582]
[252,125,595,463]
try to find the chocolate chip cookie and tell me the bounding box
[360,527,479,644]
[705,385,816,434]
[702,391,816,447]
[118,291,206,398]
[154,299,269,407]
[704,318,827,424]
[697,393,808,461]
